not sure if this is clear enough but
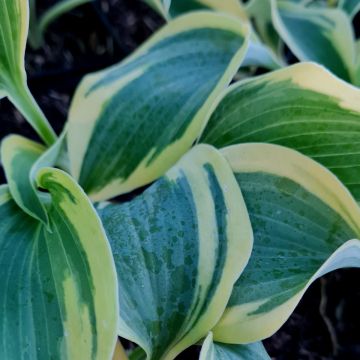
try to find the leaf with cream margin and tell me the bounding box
[200,332,270,360]
[201,62,360,201]
[210,143,360,343]
[271,0,356,82]
[67,11,250,201]
[0,0,56,145]
[155,0,284,70]
[97,145,253,360]
[1,132,66,224]
[0,168,118,359]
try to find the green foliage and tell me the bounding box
[0,0,360,359]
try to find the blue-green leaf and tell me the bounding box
[67,12,250,200]
[0,168,118,359]
[272,0,356,82]
[212,143,360,343]
[201,62,360,201]
[97,145,253,360]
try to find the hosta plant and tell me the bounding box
[1,0,360,359]
[145,0,360,85]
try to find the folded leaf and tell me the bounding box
[0,169,118,359]
[212,143,360,343]
[1,135,48,223]
[201,62,360,201]
[1,133,66,224]
[0,0,56,145]
[200,332,270,360]
[97,145,253,360]
[271,0,356,82]
[67,12,250,200]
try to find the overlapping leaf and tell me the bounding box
[201,62,360,201]
[0,167,118,359]
[97,145,253,360]
[67,12,250,200]
[211,143,360,343]
[151,0,283,70]
[200,332,270,360]
[272,0,356,82]
[0,0,56,145]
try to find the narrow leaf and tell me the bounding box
[271,0,356,82]
[200,332,270,360]
[201,62,360,201]
[67,12,250,200]
[212,143,360,343]
[97,145,253,360]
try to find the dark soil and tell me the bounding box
[0,1,359,359]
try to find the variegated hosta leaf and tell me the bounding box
[97,145,253,360]
[1,135,48,224]
[212,143,360,343]
[67,12,250,201]
[339,0,360,19]
[200,332,270,360]
[201,62,360,201]
[159,0,283,70]
[0,168,118,359]
[271,0,356,82]
[1,133,66,224]
[0,0,56,145]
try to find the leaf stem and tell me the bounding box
[8,82,57,146]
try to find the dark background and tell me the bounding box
[0,1,359,359]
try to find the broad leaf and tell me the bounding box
[67,12,250,200]
[0,0,56,145]
[201,62,360,201]
[200,332,270,360]
[271,0,356,82]
[97,145,253,360]
[0,168,118,359]
[212,143,360,343]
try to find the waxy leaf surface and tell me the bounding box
[212,143,360,343]
[98,145,253,360]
